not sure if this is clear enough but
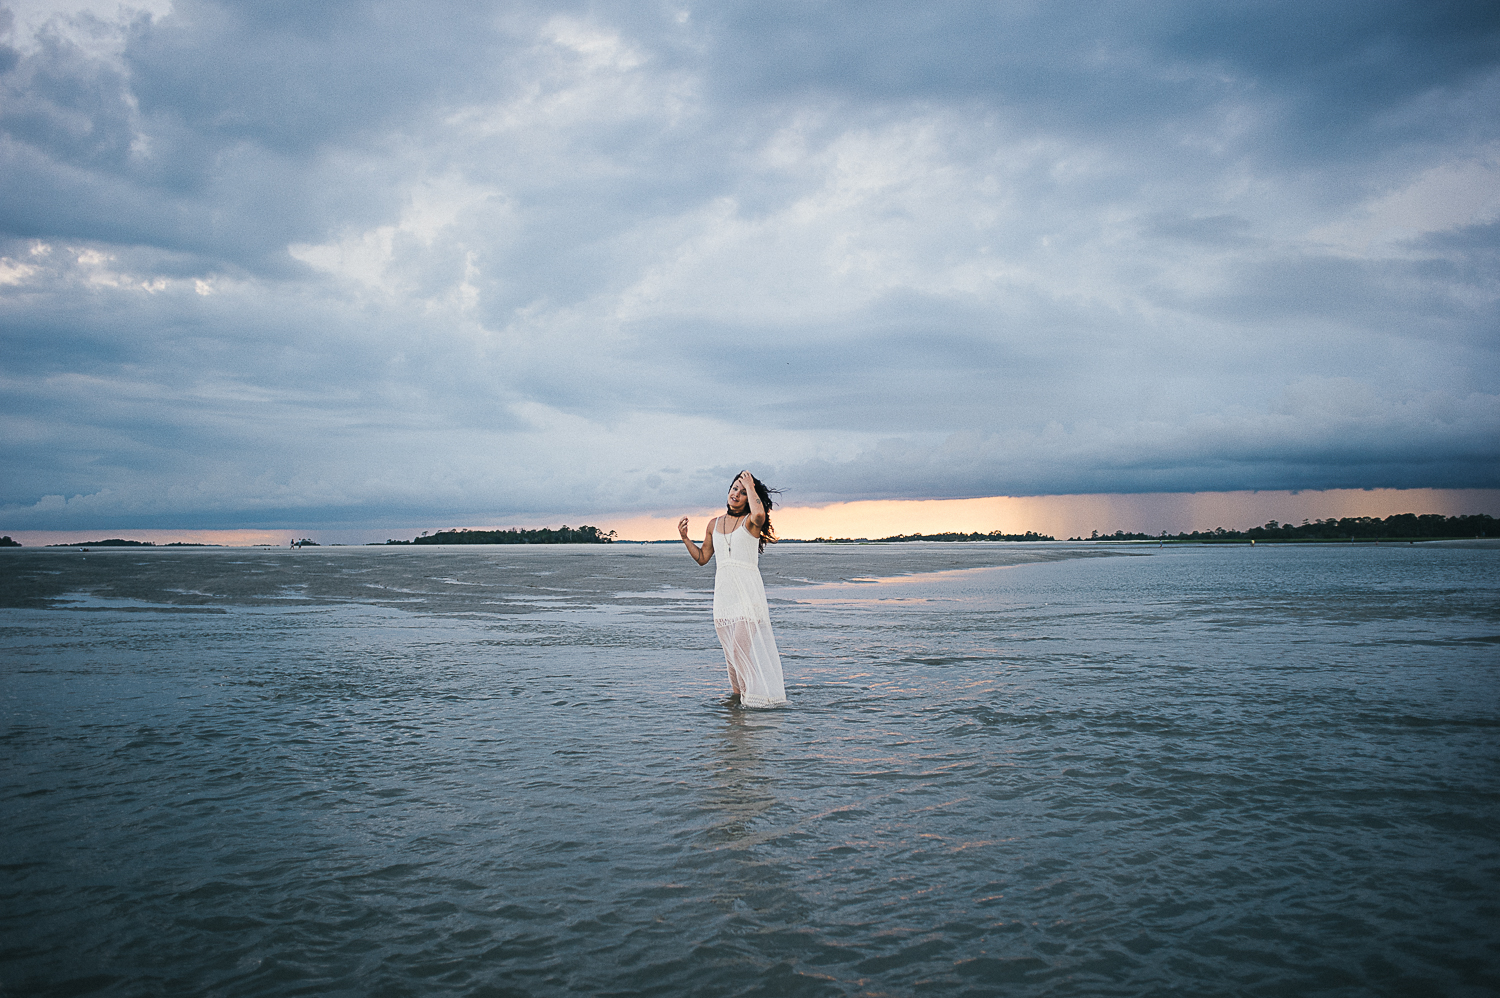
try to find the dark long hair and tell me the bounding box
[728,473,782,553]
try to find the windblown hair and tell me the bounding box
[728,473,782,553]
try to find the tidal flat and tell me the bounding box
[2,542,1497,997]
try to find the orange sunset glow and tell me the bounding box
[599,488,1500,543]
[7,488,1496,549]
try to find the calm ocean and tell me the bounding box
[2,542,1497,997]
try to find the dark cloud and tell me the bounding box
[777,381,1500,501]
[688,0,1500,188]
[0,0,1496,530]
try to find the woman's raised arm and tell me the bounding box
[739,471,766,535]
[679,516,715,565]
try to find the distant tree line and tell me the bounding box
[1078,513,1495,542]
[391,525,617,545]
[811,530,1054,543]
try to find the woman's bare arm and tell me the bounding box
[739,471,766,537]
[679,515,715,565]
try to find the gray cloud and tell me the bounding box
[1,0,1497,530]
[776,379,1500,501]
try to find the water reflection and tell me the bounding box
[704,708,778,847]
[699,709,811,929]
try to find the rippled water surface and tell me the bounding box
[2,542,1498,997]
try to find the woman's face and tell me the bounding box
[727,479,748,511]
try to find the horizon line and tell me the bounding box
[5,487,1499,549]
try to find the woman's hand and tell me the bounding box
[680,516,711,564]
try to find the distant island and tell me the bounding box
[46,538,154,547]
[808,530,1054,543]
[1074,513,1495,542]
[388,525,617,545]
[42,539,221,547]
[0,535,20,547]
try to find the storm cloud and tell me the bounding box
[2,0,1497,530]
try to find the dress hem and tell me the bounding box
[737,695,788,709]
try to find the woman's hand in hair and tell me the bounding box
[740,471,766,530]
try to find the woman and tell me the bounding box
[678,471,788,707]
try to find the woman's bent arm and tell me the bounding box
[739,470,766,535]
[679,516,714,565]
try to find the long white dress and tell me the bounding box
[712,518,788,707]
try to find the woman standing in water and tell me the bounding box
[678,471,788,707]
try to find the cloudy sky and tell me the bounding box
[3,0,1498,537]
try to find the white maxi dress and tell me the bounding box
[712,519,788,707]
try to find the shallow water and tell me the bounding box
[2,542,1497,997]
